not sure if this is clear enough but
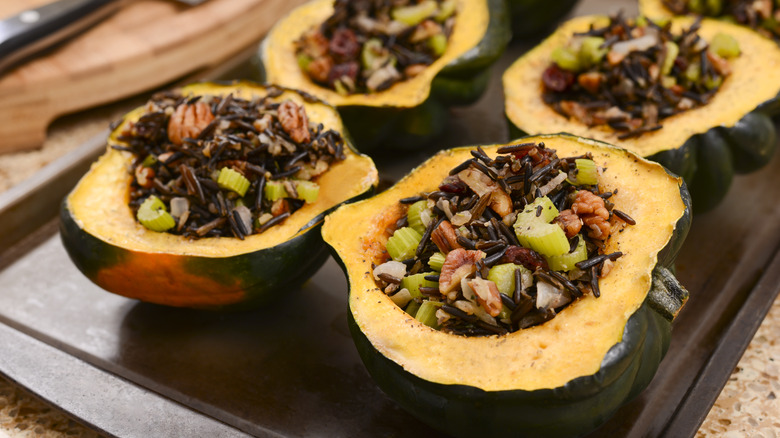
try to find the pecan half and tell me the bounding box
[431,220,462,253]
[468,278,502,317]
[168,101,214,145]
[278,100,311,144]
[439,248,485,295]
[571,190,610,240]
[553,209,583,238]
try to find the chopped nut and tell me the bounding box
[278,100,311,144]
[299,29,329,58]
[306,56,333,84]
[706,50,731,76]
[271,199,289,216]
[134,165,155,189]
[167,101,214,145]
[571,190,611,240]
[439,248,485,294]
[468,278,502,317]
[431,220,462,253]
[577,72,604,94]
[404,64,428,77]
[553,209,583,238]
[409,19,443,43]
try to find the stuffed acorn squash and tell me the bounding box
[259,0,510,150]
[60,81,378,310]
[503,15,780,212]
[640,0,780,42]
[322,134,691,438]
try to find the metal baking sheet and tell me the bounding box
[1,0,780,436]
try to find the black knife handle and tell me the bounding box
[0,0,123,75]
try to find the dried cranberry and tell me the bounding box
[329,28,360,61]
[542,65,575,92]
[439,176,467,193]
[328,61,359,86]
[501,246,549,271]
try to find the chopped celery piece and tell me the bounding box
[569,159,598,186]
[515,222,570,257]
[635,16,648,27]
[710,33,740,58]
[579,37,607,68]
[137,196,175,232]
[704,74,723,90]
[428,34,447,57]
[551,47,581,72]
[415,301,443,328]
[487,263,528,297]
[218,168,250,197]
[362,38,384,70]
[428,252,446,271]
[705,0,723,15]
[333,80,349,96]
[688,0,705,13]
[662,41,679,75]
[407,200,428,234]
[546,235,588,271]
[661,75,676,88]
[297,53,312,71]
[401,273,438,299]
[405,300,421,317]
[295,180,319,203]
[435,0,457,21]
[514,196,559,227]
[264,180,288,201]
[392,0,437,26]
[141,154,157,167]
[498,305,512,321]
[386,227,423,261]
[684,63,700,82]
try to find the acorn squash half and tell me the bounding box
[60,81,378,310]
[258,0,510,150]
[322,134,691,438]
[503,16,780,212]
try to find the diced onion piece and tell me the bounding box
[390,288,413,307]
[536,281,571,310]
[373,260,408,281]
[169,197,189,219]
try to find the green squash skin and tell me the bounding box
[650,109,777,212]
[61,198,334,310]
[336,137,692,437]
[258,0,510,151]
[507,0,579,37]
[348,279,674,438]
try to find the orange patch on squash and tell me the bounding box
[95,252,245,307]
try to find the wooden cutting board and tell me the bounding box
[0,0,306,154]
